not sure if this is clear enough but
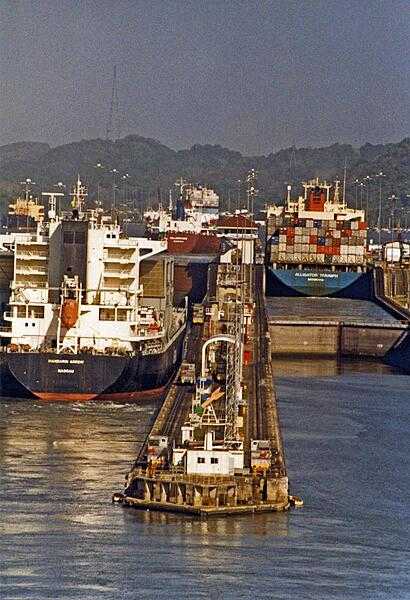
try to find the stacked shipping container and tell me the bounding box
[269,217,367,266]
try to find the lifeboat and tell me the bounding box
[61,299,78,329]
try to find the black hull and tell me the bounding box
[0,327,186,401]
[384,330,410,373]
[266,266,373,300]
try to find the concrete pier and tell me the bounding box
[117,263,292,516]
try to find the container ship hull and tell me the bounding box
[0,326,185,402]
[266,267,372,298]
[166,232,221,254]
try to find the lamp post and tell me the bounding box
[364,175,372,225]
[111,168,118,211]
[359,182,364,210]
[122,173,129,206]
[389,194,397,243]
[95,162,104,207]
[354,178,359,210]
[376,171,385,252]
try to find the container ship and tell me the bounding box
[266,178,371,297]
[0,178,187,401]
[144,180,221,254]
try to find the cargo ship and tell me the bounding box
[0,178,187,401]
[266,178,371,297]
[144,180,221,254]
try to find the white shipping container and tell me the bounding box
[333,230,341,238]
[316,254,325,263]
[309,245,317,253]
[302,235,309,243]
[302,244,309,252]
[279,234,287,243]
[351,221,358,230]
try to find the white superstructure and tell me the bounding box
[1,178,186,355]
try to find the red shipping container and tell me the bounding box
[287,227,295,236]
[334,238,341,246]
[309,235,317,244]
[343,229,352,237]
[324,247,333,255]
[317,246,325,254]
[359,221,367,230]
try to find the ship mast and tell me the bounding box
[70,175,87,216]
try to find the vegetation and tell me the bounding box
[0,135,408,225]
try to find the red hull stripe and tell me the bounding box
[34,383,168,403]
[34,392,97,402]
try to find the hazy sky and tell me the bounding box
[1,0,409,154]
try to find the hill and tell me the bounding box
[0,135,408,221]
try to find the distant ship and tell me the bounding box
[0,178,187,401]
[144,180,221,254]
[266,178,371,297]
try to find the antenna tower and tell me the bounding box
[106,65,120,140]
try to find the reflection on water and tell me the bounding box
[1,364,409,599]
[272,355,400,378]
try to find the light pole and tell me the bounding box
[111,168,118,211]
[389,194,397,243]
[364,175,372,225]
[376,171,385,252]
[95,162,104,207]
[122,173,129,206]
[359,182,364,210]
[354,178,359,210]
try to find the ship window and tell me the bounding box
[99,308,115,321]
[25,322,28,327]
[211,457,219,464]
[116,309,128,321]
[197,457,205,464]
[63,231,74,244]
[17,307,26,318]
[75,231,85,244]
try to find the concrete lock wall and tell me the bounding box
[269,324,339,355]
[269,322,404,358]
[341,326,402,357]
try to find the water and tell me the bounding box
[1,364,409,599]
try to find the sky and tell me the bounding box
[0,0,409,154]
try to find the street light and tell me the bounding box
[111,168,118,210]
[354,178,360,210]
[359,182,365,210]
[364,175,372,225]
[376,171,386,252]
[95,162,104,207]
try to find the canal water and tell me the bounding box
[1,358,409,599]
